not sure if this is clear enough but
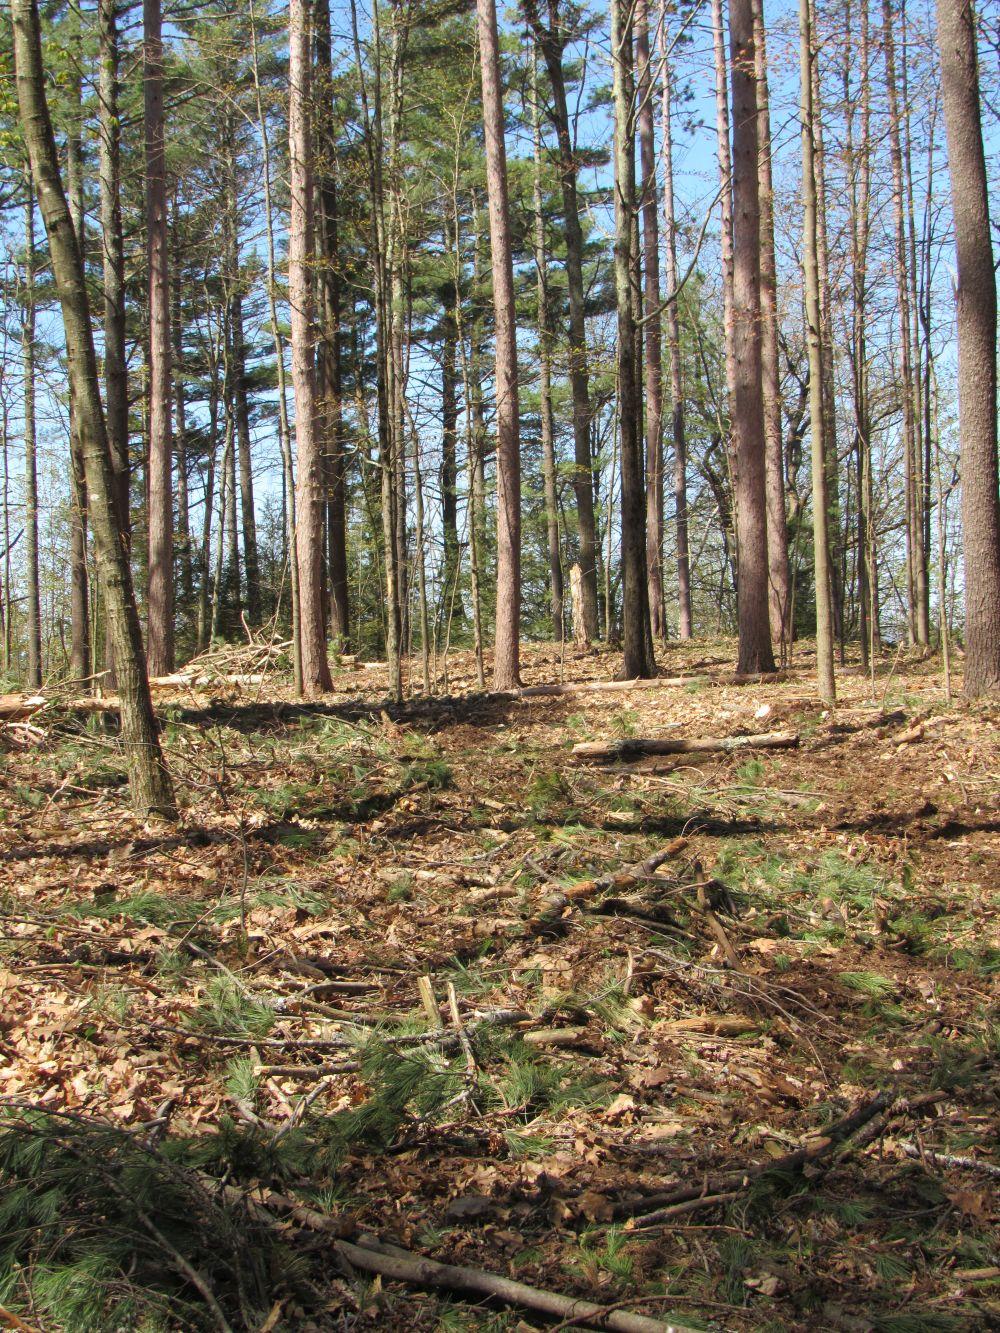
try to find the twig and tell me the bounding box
[898,1139,1000,1179]
[447,982,477,1083]
[0,1306,43,1332]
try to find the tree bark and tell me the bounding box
[659,17,691,640]
[171,198,192,616]
[144,0,174,674]
[728,0,776,675]
[65,25,90,685]
[752,0,791,656]
[523,0,599,641]
[440,282,461,623]
[230,256,261,626]
[611,0,655,680]
[98,0,129,549]
[635,0,664,642]
[197,315,220,652]
[13,0,174,815]
[530,49,564,642]
[810,45,844,660]
[22,176,42,689]
[476,0,521,690]
[711,0,739,433]
[844,0,875,669]
[882,0,926,647]
[800,0,836,704]
[936,0,1000,696]
[289,0,332,694]
[314,0,349,649]
[249,0,301,688]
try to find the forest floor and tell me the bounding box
[0,639,998,1332]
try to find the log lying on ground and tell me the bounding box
[1,673,268,720]
[517,675,707,696]
[572,729,799,763]
[232,1170,694,1330]
[515,670,787,698]
[0,695,46,722]
[336,1236,691,1333]
[147,672,266,690]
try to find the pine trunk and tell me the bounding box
[636,0,665,641]
[524,0,599,640]
[728,0,776,675]
[882,0,926,647]
[289,0,332,694]
[476,0,521,690]
[66,39,90,685]
[13,0,174,815]
[314,0,349,649]
[440,284,461,621]
[22,178,42,689]
[752,0,791,655]
[936,0,1000,695]
[800,0,836,704]
[144,0,174,674]
[659,20,691,639]
[530,51,564,642]
[612,0,655,679]
[98,0,129,544]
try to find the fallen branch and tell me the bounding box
[0,1305,43,1332]
[611,1088,944,1222]
[572,730,799,764]
[337,1235,693,1333]
[527,839,687,934]
[229,1185,695,1331]
[897,1140,1000,1179]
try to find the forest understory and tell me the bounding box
[0,639,997,1332]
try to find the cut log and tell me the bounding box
[0,695,46,722]
[515,671,787,698]
[517,675,706,697]
[571,730,799,763]
[147,672,266,690]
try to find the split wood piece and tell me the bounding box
[337,1235,693,1333]
[692,888,744,971]
[612,1089,933,1221]
[418,975,443,1029]
[527,838,687,935]
[572,730,799,764]
[447,982,477,1079]
[662,1016,758,1036]
[522,1026,590,1048]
